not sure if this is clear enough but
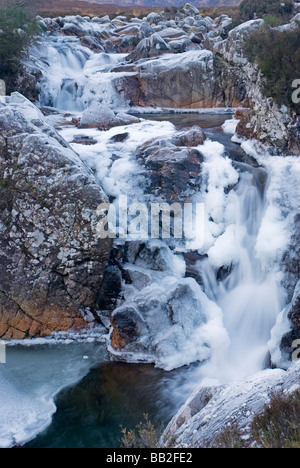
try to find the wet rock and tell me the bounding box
[109,132,129,143]
[137,129,204,203]
[172,125,206,147]
[0,94,112,339]
[111,305,147,350]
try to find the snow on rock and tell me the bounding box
[80,102,115,128]
[161,362,300,448]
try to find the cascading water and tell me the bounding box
[198,168,286,381]
[32,36,130,112]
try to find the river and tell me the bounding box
[0,29,298,448]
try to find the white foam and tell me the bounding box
[222,117,239,135]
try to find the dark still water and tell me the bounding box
[26,361,192,448]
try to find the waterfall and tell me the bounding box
[32,36,129,112]
[198,168,286,381]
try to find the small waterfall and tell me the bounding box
[34,37,129,112]
[199,169,286,380]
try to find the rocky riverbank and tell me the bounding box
[0,2,299,449]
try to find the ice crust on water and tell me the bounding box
[0,343,108,447]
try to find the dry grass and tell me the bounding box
[251,390,300,448]
[0,0,163,18]
[0,0,241,19]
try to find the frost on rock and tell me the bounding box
[0,95,112,339]
[161,363,300,448]
[109,241,229,371]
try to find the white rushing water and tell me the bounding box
[1,30,299,447]
[31,36,131,112]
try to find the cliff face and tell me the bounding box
[0,94,112,339]
[213,18,300,155]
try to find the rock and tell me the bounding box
[234,108,251,120]
[172,125,206,147]
[109,269,226,370]
[126,33,171,63]
[146,12,163,25]
[80,35,104,52]
[80,103,115,129]
[279,281,300,363]
[162,384,222,443]
[121,49,245,109]
[168,37,193,53]
[213,18,300,154]
[182,3,199,17]
[0,94,112,339]
[214,20,265,65]
[109,132,129,143]
[61,22,85,37]
[114,112,140,125]
[161,364,300,447]
[70,135,98,145]
[137,130,204,203]
[133,50,217,108]
[137,21,155,40]
[110,305,147,350]
[280,213,300,300]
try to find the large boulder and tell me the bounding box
[116,49,245,109]
[0,94,112,339]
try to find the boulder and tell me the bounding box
[137,128,204,203]
[279,281,300,363]
[161,364,300,448]
[126,33,171,63]
[146,12,163,25]
[80,102,115,129]
[61,22,85,37]
[0,94,112,339]
[182,3,199,17]
[134,50,218,108]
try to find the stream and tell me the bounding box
[0,32,298,448]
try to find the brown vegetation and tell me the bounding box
[0,0,241,19]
